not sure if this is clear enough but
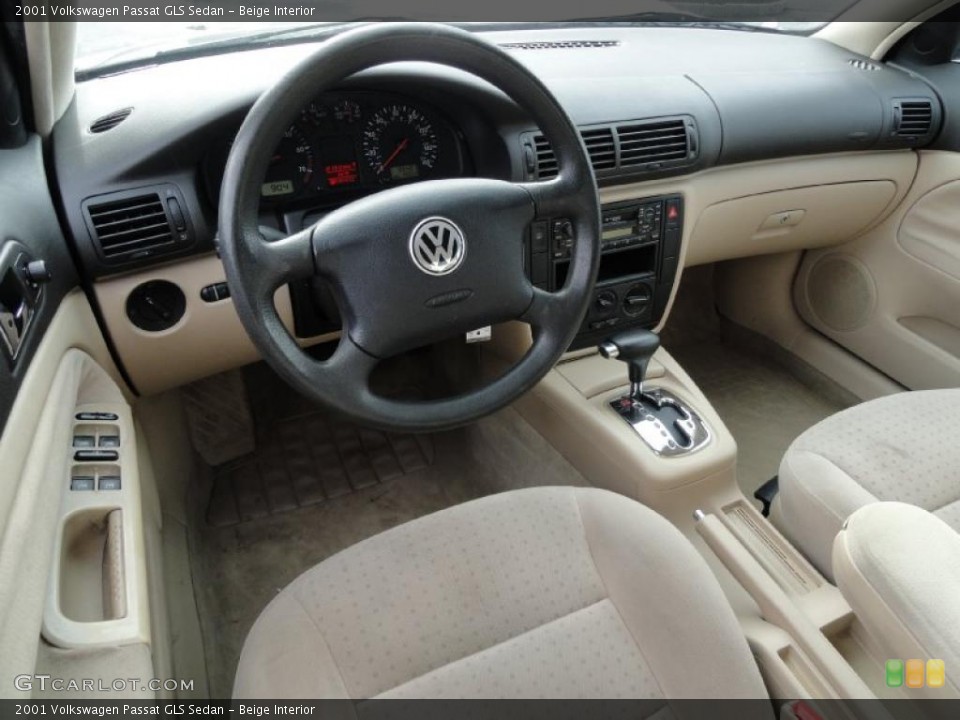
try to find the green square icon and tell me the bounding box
[886,659,904,687]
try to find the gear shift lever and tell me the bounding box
[598,329,661,401]
[598,329,711,457]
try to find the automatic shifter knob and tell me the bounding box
[598,329,661,400]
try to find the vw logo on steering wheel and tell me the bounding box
[409,217,466,276]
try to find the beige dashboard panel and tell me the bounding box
[687,181,899,266]
[600,151,917,327]
[95,254,311,396]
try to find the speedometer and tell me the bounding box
[361,104,439,184]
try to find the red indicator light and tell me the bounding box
[667,204,679,220]
[325,161,358,187]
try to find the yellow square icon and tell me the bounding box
[906,659,925,688]
[927,659,945,689]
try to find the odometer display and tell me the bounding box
[362,104,439,184]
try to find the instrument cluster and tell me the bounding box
[256,91,466,205]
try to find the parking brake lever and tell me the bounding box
[598,329,661,402]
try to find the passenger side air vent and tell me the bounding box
[89,107,133,133]
[500,40,620,50]
[848,58,881,71]
[83,186,193,263]
[617,118,691,168]
[893,99,934,138]
[524,116,698,182]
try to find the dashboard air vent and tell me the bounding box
[500,40,620,50]
[893,99,934,138]
[581,127,616,170]
[532,134,558,179]
[89,107,133,133]
[848,58,880,71]
[526,116,697,181]
[84,188,191,263]
[618,118,690,167]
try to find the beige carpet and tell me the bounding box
[662,265,854,497]
[670,339,851,497]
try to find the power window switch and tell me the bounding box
[98,476,122,491]
[73,435,96,449]
[99,435,120,449]
[70,476,95,491]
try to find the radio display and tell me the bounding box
[602,226,634,242]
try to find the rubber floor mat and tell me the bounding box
[207,417,434,526]
[206,363,434,526]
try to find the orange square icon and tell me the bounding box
[927,659,945,689]
[906,659,925,688]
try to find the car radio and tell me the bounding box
[526,194,683,350]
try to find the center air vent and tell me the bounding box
[525,116,697,181]
[617,118,691,168]
[89,107,133,133]
[893,99,934,138]
[83,186,193,264]
[581,127,616,171]
[500,40,620,50]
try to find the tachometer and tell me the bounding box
[361,104,439,184]
[262,125,314,198]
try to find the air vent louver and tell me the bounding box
[617,118,690,167]
[85,191,187,262]
[500,40,620,50]
[533,134,558,179]
[581,127,617,170]
[848,58,880,71]
[528,117,696,180]
[894,99,933,137]
[89,107,133,133]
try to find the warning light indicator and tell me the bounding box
[325,161,359,188]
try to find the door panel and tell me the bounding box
[0,137,146,695]
[794,150,960,390]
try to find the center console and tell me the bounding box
[526,194,684,350]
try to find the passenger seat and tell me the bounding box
[775,389,960,579]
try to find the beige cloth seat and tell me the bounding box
[234,486,769,703]
[777,389,960,579]
[833,502,960,698]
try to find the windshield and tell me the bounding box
[75,20,828,75]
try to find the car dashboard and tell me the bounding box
[50,25,951,395]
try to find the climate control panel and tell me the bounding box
[526,194,683,350]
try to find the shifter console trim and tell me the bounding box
[610,387,711,457]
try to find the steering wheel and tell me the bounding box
[219,23,600,432]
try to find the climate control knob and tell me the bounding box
[623,284,652,317]
[595,289,617,312]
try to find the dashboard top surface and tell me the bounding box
[54,24,941,278]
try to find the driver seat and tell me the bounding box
[234,487,769,703]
